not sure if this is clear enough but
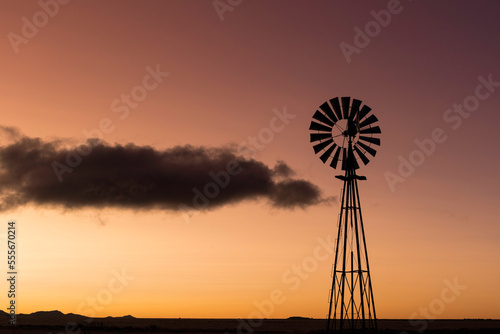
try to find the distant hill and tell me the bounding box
[2,311,499,334]
[0,310,9,320]
[11,310,136,327]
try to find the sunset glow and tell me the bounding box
[0,0,499,321]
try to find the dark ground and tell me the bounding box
[1,318,499,334]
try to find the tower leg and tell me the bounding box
[326,163,377,333]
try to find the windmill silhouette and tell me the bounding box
[309,97,380,333]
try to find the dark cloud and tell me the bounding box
[272,160,295,178]
[0,129,333,212]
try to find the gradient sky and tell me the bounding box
[0,0,499,320]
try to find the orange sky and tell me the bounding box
[0,0,499,320]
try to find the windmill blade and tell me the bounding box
[320,143,337,163]
[357,141,377,157]
[359,135,380,146]
[352,155,360,170]
[330,146,341,169]
[313,138,334,153]
[309,97,381,170]
[309,121,332,132]
[329,97,343,120]
[341,148,348,170]
[357,105,372,121]
[312,110,334,127]
[341,97,351,119]
[354,145,370,165]
[349,99,362,119]
[359,114,379,129]
[319,102,338,123]
[359,126,381,134]
[310,132,332,143]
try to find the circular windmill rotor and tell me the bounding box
[309,97,381,170]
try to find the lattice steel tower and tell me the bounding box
[309,97,380,333]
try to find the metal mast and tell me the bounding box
[308,97,381,334]
[326,137,377,333]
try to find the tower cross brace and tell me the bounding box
[326,139,377,334]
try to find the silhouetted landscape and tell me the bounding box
[0,311,498,333]
[1,1,499,333]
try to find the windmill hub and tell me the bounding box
[309,97,381,170]
[309,97,381,333]
[329,119,358,147]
